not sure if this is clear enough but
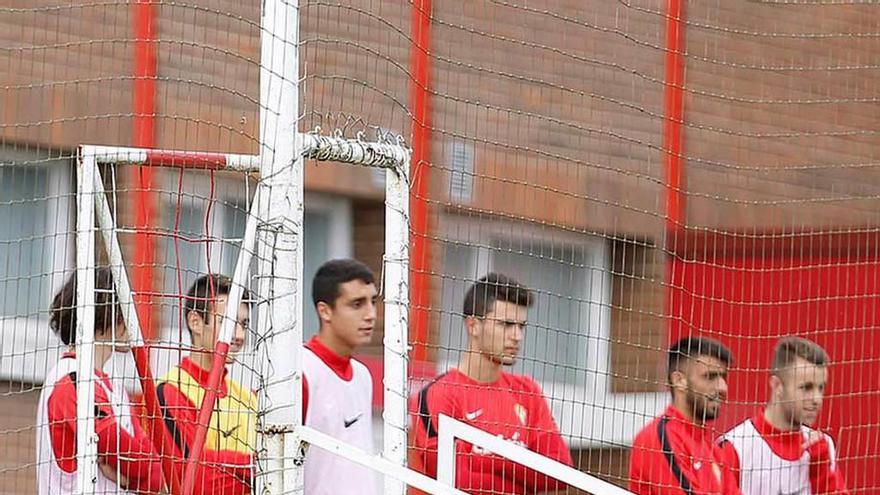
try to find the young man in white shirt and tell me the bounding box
[719,337,849,495]
[301,259,379,495]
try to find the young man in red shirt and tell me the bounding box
[411,273,572,495]
[629,336,741,495]
[719,337,849,495]
[301,259,380,495]
[157,274,256,495]
[38,267,163,494]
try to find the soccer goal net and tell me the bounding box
[2,1,879,495]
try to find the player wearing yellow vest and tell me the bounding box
[157,274,256,495]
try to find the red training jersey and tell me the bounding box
[411,368,573,495]
[629,405,741,495]
[42,353,163,494]
[157,358,255,495]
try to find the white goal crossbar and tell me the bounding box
[437,414,635,495]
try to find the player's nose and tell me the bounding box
[232,323,247,346]
[365,300,377,322]
[717,376,729,397]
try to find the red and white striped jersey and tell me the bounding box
[719,414,849,495]
[36,354,162,495]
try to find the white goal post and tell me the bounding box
[75,128,412,495]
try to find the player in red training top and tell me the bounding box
[37,267,163,495]
[157,275,256,495]
[718,337,849,495]
[629,336,741,495]
[411,273,573,495]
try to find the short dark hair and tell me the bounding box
[462,273,533,318]
[771,337,828,375]
[184,274,251,330]
[312,259,376,307]
[50,267,120,345]
[668,336,732,381]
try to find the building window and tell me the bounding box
[435,217,666,447]
[0,148,75,383]
[437,232,608,387]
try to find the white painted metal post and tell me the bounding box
[383,159,410,495]
[217,191,261,344]
[87,152,145,348]
[74,153,99,495]
[258,0,302,493]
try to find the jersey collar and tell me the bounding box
[665,404,714,442]
[751,412,804,460]
[306,336,353,381]
[180,357,229,397]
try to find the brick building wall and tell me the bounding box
[2,0,879,491]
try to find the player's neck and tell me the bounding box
[189,349,217,373]
[92,344,113,370]
[316,331,354,358]
[671,397,703,425]
[457,351,502,383]
[764,404,799,431]
[68,344,112,371]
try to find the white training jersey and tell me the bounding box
[302,347,379,495]
[722,418,838,495]
[36,356,136,495]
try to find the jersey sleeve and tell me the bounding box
[518,378,572,492]
[808,433,850,495]
[717,438,744,495]
[410,380,521,494]
[46,376,79,473]
[628,425,692,495]
[628,430,661,495]
[302,373,309,423]
[410,380,452,478]
[157,382,253,495]
[46,375,163,494]
[95,408,164,495]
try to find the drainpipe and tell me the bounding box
[409,0,432,363]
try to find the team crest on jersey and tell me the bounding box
[514,403,527,425]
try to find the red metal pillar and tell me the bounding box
[663,0,687,342]
[409,0,432,363]
[133,0,157,339]
[132,4,182,494]
[663,0,686,234]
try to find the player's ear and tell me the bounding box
[187,310,205,340]
[464,316,480,338]
[670,368,687,391]
[769,373,784,399]
[316,301,333,324]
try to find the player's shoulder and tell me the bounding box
[350,356,370,374]
[722,417,755,440]
[226,376,258,402]
[632,414,663,447]
[502,371,542,392]
[414,370,457,401]
[157,363,184,384]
